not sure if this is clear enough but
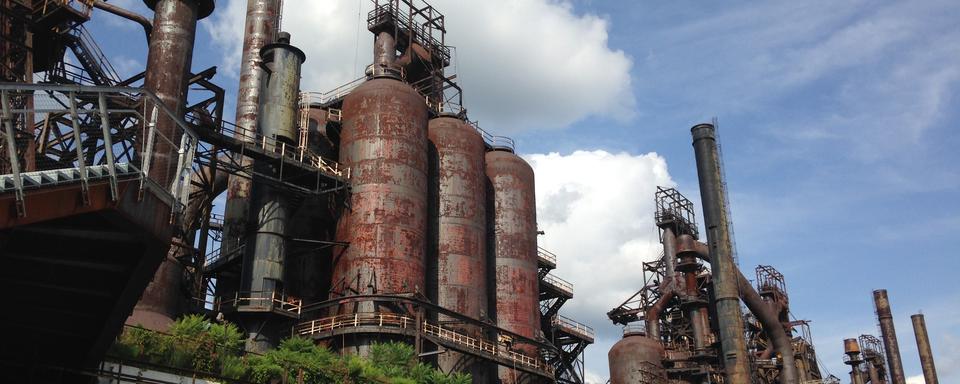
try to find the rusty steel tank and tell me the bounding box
[428,114,489,380]
[332,76,429,301]
[608,329,665,384]
[486,149,539,373]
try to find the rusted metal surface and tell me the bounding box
[691,123,750,384]
[133,0,210,332]
[911,314,939,384]
[333,77,429,298]
[844,338,866,384]
[223,0,281,270]
[427,114,489,380]
[608,332,665,384]
[485,149,539,382]
[873,289,906,384]
[141,0,209,188]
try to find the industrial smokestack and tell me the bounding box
[873,289,906,384]
[911,314,939,384]
[222,0,282,276]
[690,123,750,384]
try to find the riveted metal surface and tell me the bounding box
[141,0,199,188]
[608,333,665,384]
[485,150,539,373]
[223,0,281,269]
[333,78,429,297]
[428,115,489,380]
[874,289,906,384]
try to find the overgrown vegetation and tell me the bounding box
[109,315,470,384]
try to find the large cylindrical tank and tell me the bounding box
[608,331,665,384]
[333,77,429,299]
[486,149,539,379]
[428,115,489,381]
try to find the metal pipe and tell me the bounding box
[684,269,706,350]
[645,285,676,341]
[867,362,882,384]
[874,289,906,384]
[735,269,799,384]
[222,0,281,274]
[93,1,153,40]
[688,237,798,383]
[662,227,677,279]
[690,123,750,384]
[677,234,708,351]
[911,314,939,384]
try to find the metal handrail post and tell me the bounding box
[1,90,25,216]
[141,102,158,194]
[97,91,119,200]
[68,92,90,205]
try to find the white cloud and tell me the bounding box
[906,375,924,384]
[204,0,635,133]
[525,150,675,382]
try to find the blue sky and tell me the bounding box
[85,0,959,382]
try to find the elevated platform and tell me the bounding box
[0,176,175,376]
[0,84,198,380]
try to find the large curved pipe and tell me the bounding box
[690,238,799,384]
[645,281,676,341]
[93,1,153,40]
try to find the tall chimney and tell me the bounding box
[911,314,939,384]
[222,0,282,276]
[874,289,906,384]
[690,123,750,384]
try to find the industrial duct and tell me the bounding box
[688,239,800,384]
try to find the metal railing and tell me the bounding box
[537,246,557,266]
[218,290,302,315]
[295,312,554,376]
[0,84,199,216]
[552,315,595,342]
[35,0,93,19]
[367,2,450,64]
[542,273,574,297]
[301,77,366,107]
[217,120,349,180]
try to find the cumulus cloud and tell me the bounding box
[525,150,674,381]
[204,0,635,132]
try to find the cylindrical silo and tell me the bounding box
[608,330,665,384]
[486,149,539,382]
[332,62,429,354]
[428,115,489,381]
